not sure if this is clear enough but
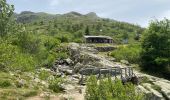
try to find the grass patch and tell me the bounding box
[0,89,38,100]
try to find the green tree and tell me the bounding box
[0,0,14,37]
[141,19,170,73]
[85,26,90,35]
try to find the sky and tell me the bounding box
[7,0,170,27]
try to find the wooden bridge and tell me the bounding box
[79,67,139,85]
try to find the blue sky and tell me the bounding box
[7,0,170,27]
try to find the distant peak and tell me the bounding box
[65,11,82,17]
[85,12,98,17]
[20,11,34,15]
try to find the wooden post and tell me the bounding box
[121,68,123,79]
[115,69,117,79]
[125,68,127,77]
[128,67,131,76]
[99,69,101,79]
[132,68,134,76]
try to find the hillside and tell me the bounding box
[14,11,145,44]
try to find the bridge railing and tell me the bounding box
[79,67,138,85]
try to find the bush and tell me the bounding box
[55,33,73,43]
[0,80,11,88]
[49,78,64,93]
[85,76,143,100]
[14,31,41,54]
[110,44,141,63]
[0,41,36,71]
[39,70,50,80]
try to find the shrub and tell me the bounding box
[0,80,11,88]
[55,33,73,43]
[15,31,41,54]
[85,76,143,100]
[0,41,36,71]
[49,78,64,93]
[39,70,50,80]
[110,44,141,63]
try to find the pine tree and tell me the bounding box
[85,26,90,35]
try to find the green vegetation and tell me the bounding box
[85,76,143,100]
[0,0,14,37]
[140,19,170,79]
[0,0,170,99]
[110,44,141,63]
[14,10,144,44]
[0,80,11,88]
[0,89,38,100]
[49,78,64,93]
[0,1,64,99]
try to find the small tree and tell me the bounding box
[85,26,90,35]
[0,0,14,37]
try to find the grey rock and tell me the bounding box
[65,69,73,75]
[72,74,81,79]
[74,63,84,73]
[17,79,26,88]
[65,58,73,65]
[120,60,129,65]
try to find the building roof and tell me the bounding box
[84,35,112,39]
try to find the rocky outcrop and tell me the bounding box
[53,43,170,100]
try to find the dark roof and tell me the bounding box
[84,35,112,39]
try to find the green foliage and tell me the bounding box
[0,41,36,71]
[55,33,73,43]
[85,76,143,100]
[0,0,14,36]
[0,80,11,88]
[85,26,90,35]
[13,30,40,54]
[0,89,38,100]
[14,11,144,44]
[39,70,50,80]
[56,44,69,59]
[141,19,170,77]
[110,44,141,63]
[49,78,64,93]
[85,76,99,100]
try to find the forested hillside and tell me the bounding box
[14,11,144,43]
